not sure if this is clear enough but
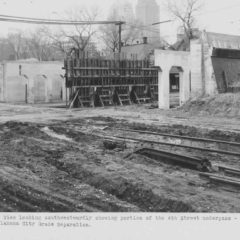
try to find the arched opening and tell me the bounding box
[169,66,183,108]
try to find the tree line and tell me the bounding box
[0,0,203,61]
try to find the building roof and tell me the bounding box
[170,38,189,51]
[121,43,155,60]
[206,32,240,50]
[121,39,167,59]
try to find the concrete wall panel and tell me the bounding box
[33,75,46,103]
[154,49,190,109]
[50,74,63,101]
[0,64,4,102]
[190,40,203,96]
[0,61,66,103]
[6,76,27,102]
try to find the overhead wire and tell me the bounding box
[0,14,125,25]
[1,2,240,36]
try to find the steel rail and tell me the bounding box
[114,135,240,157]
[115,128,240,147]
[135,148,211,171]
[199,172,240,188]
[52,126,240,156]
[218,166,240,177]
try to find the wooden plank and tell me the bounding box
[69,89,79,109]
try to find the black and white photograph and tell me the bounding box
[0,0,239,239]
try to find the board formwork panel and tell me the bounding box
[64,51,159,108]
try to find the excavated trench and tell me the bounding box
[43,154,194,212]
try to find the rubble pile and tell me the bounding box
[181,93,240,117]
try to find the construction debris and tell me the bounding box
[103,139,126,150]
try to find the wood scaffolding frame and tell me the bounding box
[64,50,159,108]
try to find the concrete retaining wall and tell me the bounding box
[0,61,67,104]
[6,76,27,102]
[190,40,203,96]
[154,49,190,109]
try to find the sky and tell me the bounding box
[0,0,240,42]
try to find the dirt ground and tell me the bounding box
[0,102,240,212]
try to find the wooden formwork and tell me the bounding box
[64,50,159,108]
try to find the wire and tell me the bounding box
[0,14,125,25]
[124,23,161,34]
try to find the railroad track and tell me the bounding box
[135,148,211,172]
[102,128,240,191]
[47,126,240,192]
[53,125,240,157]
[199,167,240,191]
[104,127,240,157]
[134,147,240,191]
[135,147,240,191]
[218,165,240,178]
[115,128,240,147]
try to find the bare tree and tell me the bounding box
[166,0,203,41]
[25,29,51,61]
[122,19,143,45]
[5,29,61,61]
[99,3,141,53]
[7,31,27,60]
[99,8,119,53]
[43,6,99,55]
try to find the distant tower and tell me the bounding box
[135,0,160,43]
[111,1,135,22]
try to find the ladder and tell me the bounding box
[133,91,151,104]
[117,93,132,105]
[98,87,114,107]
[78,96,95,107]
[69,88,95,108]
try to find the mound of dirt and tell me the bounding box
[180,93,240,117]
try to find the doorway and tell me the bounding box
[169,66,181,108]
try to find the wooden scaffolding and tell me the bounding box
[64,50,159,108]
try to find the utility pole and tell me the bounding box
[118,23,122,53]
[116,21,125,53]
